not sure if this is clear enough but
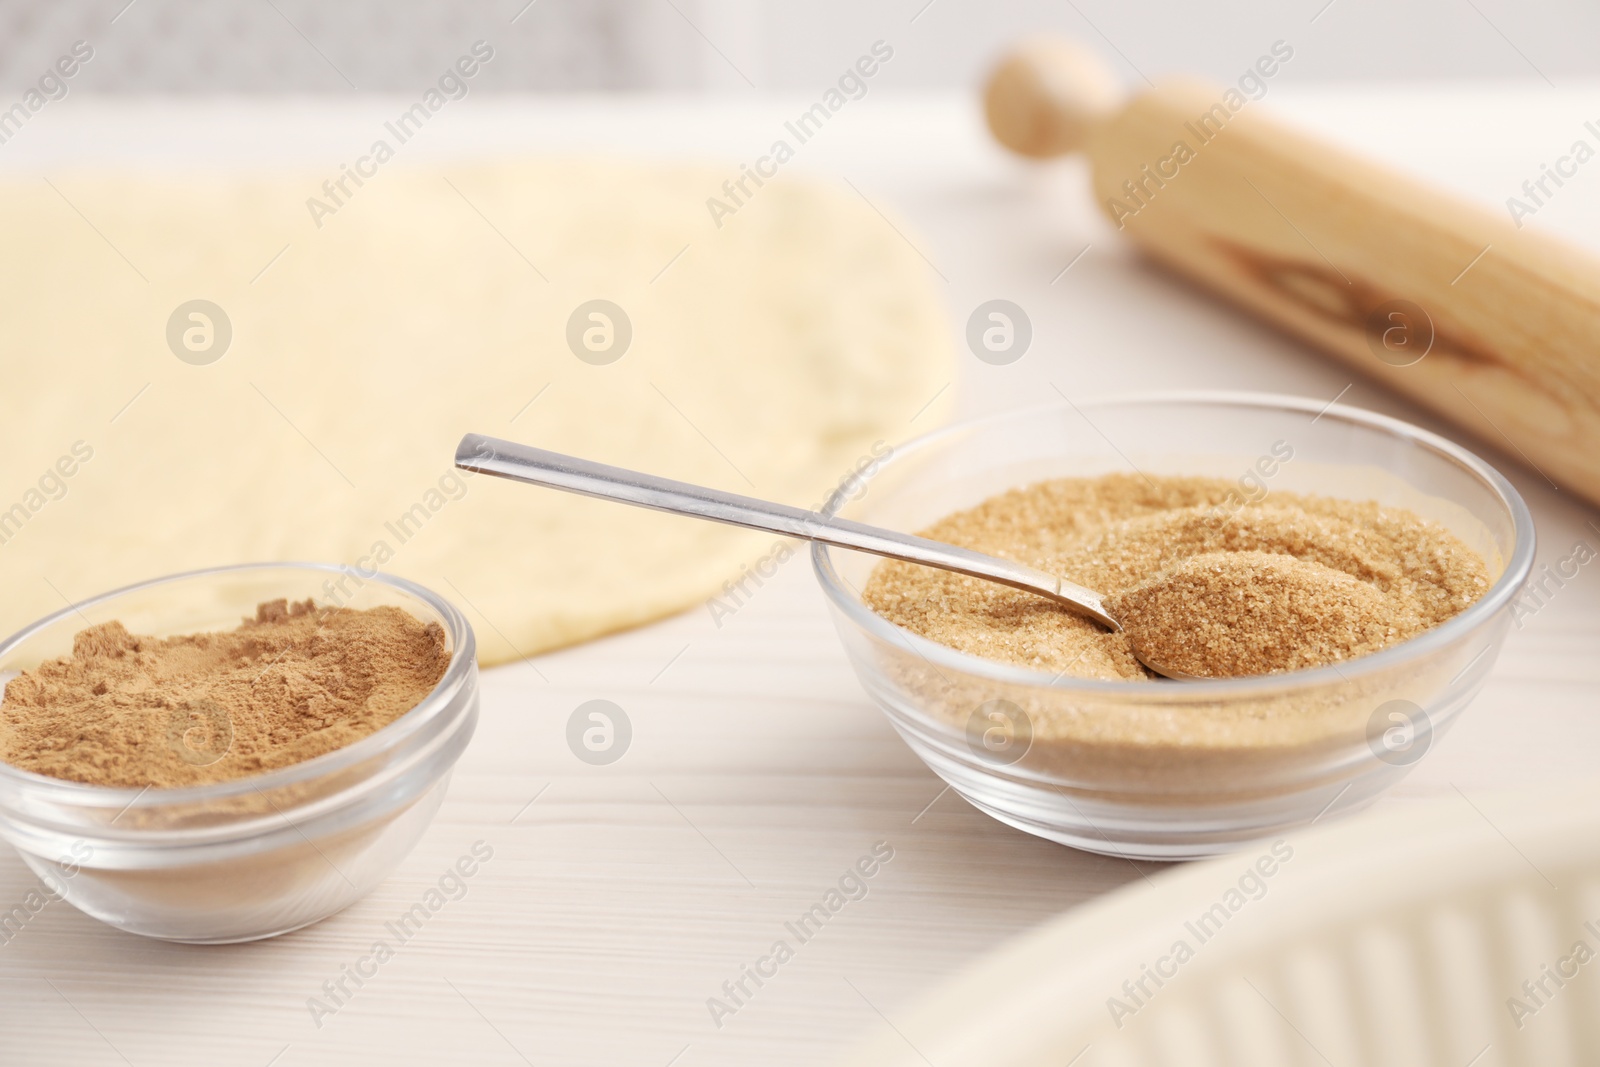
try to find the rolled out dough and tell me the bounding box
[0,161,952,664]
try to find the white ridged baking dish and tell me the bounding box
[839,781,1600,1066]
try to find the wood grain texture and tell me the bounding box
[1084,79,1600,505]
[0,92,1596,1066]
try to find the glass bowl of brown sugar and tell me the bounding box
[0,562,478,942]
[814,393,1535,860]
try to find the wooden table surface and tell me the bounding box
[3,86,1598,1066]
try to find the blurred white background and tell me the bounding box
[0,0,1587,94]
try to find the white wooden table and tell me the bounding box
[3,86,1598,1066]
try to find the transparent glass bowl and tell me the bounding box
[0,563,478,943]
[814,393,1535,860]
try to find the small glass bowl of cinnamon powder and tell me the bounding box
[815,394,1534,860]
[0,563,477,942]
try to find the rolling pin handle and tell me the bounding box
[983,37,1123,159]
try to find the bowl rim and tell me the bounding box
[0,561,478,809]
[811,390,1537,696]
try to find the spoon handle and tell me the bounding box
[456,433,1117,629]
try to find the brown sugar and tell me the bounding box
[0,599,450,788]
[862,474,1490,680]
[1110,552,1397,677]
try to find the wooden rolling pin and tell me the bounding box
[984,38,1600,505]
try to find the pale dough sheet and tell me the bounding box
[0,161,952,663]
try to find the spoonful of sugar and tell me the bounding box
[1103,551,1396,679]
[454,431,1260,675]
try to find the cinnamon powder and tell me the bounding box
[0,599,450,788]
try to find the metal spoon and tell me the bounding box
[454,433,1191,679]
